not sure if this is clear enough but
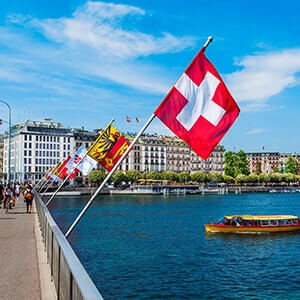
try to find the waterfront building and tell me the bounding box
[164,136,190,172]
[121,133,224,174]
[120,133,166,172]
[0,118,225,183]
[190,145,224,174]
[2,119,74,183]
[246,152,280,174]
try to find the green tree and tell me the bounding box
[87,170,107,185]
[270,172,283,183]
[112,170,128,186]
[126,170,142,184]
[207,172,223,183]
[224,150,250,177]
[224,151,235,177]
[272,165,280,173]
[246,174,259,184]
[235,174,247,185]
[143,170,162,180]
[222,175,235,184]
[178,172,191,183]
[285,156,298,175]
[283,173,298,183]
[259,173,270,184]
[235,150,250,177]
[161,171,179,182]
[191,172,207,183]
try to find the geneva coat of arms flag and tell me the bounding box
[87,124,130,171]
[154,51,240,160]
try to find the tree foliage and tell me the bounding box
[285,156,298,175]
[178,172,191,183]
[87,170,107,184]
[126,170,142,184]
[143,171,162,180]
[191,172,207,183]
[161,171,179,182]
[224,150,250,177]
[207,172,223,183]
[112,170,128,186]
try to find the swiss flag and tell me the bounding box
[155,51,240,160]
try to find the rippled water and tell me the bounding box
[47,193,300,299]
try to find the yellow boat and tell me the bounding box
[205,215,300,233]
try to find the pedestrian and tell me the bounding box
[14,181,21,201]
[0,183,3,208]
[3,184,13,210]
[24,184,34,213]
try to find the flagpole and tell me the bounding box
[45,119,114,207]
[39,162,64,196]
[35,166,53,190]
[202,36,213,50]
[38,177,50,193]
[34,176,45,189]
[65,36,214,238]
[41,177,59,198]
[65,113,156,238]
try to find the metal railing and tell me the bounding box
[35,191,103,300]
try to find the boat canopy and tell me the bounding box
[225,215,298,221]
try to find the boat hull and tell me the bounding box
[205,224,300,233]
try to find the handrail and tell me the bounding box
[34,191,103,300]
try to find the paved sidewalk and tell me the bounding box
[0,197,41,300]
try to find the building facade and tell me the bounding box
[246,152,280,174]
[120,133,224,174]
[1,119,226,183]
[2,119,74,183]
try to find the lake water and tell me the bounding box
[47,193,300,299]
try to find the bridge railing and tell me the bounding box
[35,192,103,300]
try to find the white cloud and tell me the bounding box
[225,49,300,108]
[246,128,269,135]
[31,1,195,59]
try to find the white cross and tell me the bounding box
[175,71,226,131]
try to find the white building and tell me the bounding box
[3,119,74,183]
[120,133,166,172]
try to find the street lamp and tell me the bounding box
[0,100,11,183]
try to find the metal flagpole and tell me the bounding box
[46,119,114,207]
[65,113,156,238]
[37,165,60,193]
[65,36,214,238]
[34,177,44,189]
[41,176,59,197]
[37,177,49,193]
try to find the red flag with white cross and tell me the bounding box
[154,50,240,160]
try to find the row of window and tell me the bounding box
[24,135,71,143]
[36,151,60,157]
[35,158,60,165]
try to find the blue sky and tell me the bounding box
[0,0,300,153]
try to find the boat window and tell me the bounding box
[292,219,298,225]
[244,220,251,226]
[278,220,284,226]
[286,219,292,225]
[270,220,277,226]
[261,220,269,226]
[254,220,260,226]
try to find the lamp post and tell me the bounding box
[0,100,11,183]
